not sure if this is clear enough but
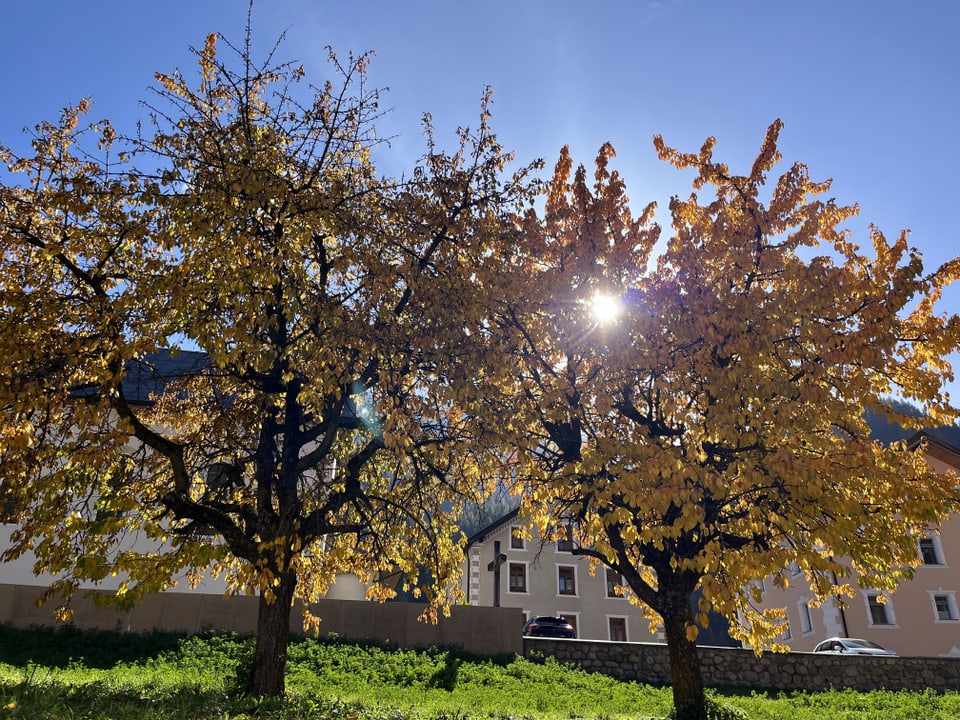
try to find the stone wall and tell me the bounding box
[524,637,960,694]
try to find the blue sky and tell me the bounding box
[2,0,958,402]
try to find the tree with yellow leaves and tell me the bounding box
[0,28,536,696]
[481,124,960,720]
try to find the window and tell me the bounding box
[605,568,623,598]
[559,613,579,637]
[935,595,954,620]
[919,537,943,565]
[0,497,16,524]
[789,562,801,576]
[798,601,813,634]
[556,524,574,552]
[779,622,791,641]
[866,593,894,626]
[510,527,524,550]
[608,616,628,642]
[933,593,958,621]
[508,563,527,593]
[322,459,338,483]
[558,566,577,595]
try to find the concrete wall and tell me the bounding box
[0,584,523,657]
[524,637,960,694]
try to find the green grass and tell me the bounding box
[0,625,958,719]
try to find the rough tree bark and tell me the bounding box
[248,569,298,696]
[660,590,707,720]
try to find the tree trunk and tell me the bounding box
[248,569,298,697]
[661,591,707,720]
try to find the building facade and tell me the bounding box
[461,509,662,643]
[752,433,960,657]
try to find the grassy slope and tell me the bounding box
[0,626,958,719]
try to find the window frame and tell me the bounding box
[607,615,628,642]
[930,591,959,622]
[557,564,578,596]
[507,561,529,594]
[864,592,897,627]
[797,599,813,634]
[509,526,525,551]
[919,536,945,566]
[605,568,624,599]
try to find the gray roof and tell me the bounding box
[69,349,208,405]
[74,349,361,427]
[465,507,520,548]
[120,350,211,404]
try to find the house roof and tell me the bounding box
[72,349,362,427]
[465,507,520,549]
[69,349,210,405]
[907,431,960,468]
[121,350,211,404]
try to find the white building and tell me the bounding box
[750,433,960,657]
[460,508,661,643]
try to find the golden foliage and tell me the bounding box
[0,25,536,696]
[483,120,960,658]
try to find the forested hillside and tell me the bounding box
[864,400,960,447]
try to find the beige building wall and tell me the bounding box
[0,523,368,602]
[0,523,231,595]
[0,385,370,606]
[751,437,960,657]
[462,515,660,643]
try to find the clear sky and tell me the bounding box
[1,0,958,402]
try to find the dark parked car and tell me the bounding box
[812,637,898,656]
[522,616,576,638]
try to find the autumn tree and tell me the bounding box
[0,28,535,696]
[482,124,960,720]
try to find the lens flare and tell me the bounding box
[590,292,621,324]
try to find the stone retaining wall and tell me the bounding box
[524,637,960,693]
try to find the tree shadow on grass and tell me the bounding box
[0,624,184,669]
[426,650,462,691]
[0,675,240,719]
[1,674,373,720]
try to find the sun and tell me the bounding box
[589,292,622,325]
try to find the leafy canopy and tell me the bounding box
[0,29,536,636]
[486,121,960,649]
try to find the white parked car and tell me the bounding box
[812,637,898,656]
